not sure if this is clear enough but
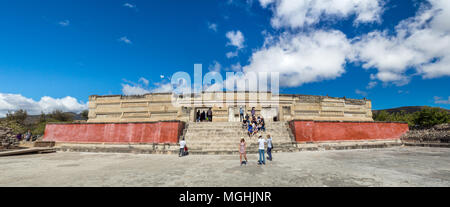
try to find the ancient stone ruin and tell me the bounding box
[0,126,19,150]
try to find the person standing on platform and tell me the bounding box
[257,135,266,165]
[239,137,248,166]
[179,138,186,157]
[267,134,273,161]
[207,108,213,122]
[196,110,201,122]
[239,106,244,122]
[201,111,206,122]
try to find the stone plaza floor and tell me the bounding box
[0,146,449,187]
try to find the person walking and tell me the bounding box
[239,137,248,166]
[179,138,186,157]
[266,134,273,161]
[196,110,201,122]
[251,107,256,117]
[257,135,266,165]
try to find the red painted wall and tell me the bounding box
[289,121,409,142]
[43,121,184,144]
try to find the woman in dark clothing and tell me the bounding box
[196,110,201,122]
[201,111,206,122]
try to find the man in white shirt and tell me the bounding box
[257,136,266,165]
[179,138,186,157]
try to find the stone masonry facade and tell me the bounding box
[87,92,373,123]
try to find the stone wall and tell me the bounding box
[43,121,184,144]
[289,120,409,142]
[87,92,373,123]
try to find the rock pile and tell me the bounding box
[402,123,450,143]
[0,126,19,149]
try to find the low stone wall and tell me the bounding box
[43,121,185,144]
[289,120,409,142]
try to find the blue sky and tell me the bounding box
[0,0,449,116]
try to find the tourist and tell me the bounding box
[247,123,253,137]
[251,107,255,117]
[260,117,266,132]
[179,138,186,157]
[239,106,244,122]
[245,114,249,122]
[242,118,248,130]
[196,110,201,122]
[257,135,266,165]
[239,137,248,166]
[25,130,32,142]
[266,134,273,161]
[252,122,258,135]
[16,133,22,142]
[207,108,213,122]
[201,111,206,122]
[184,145,189,156]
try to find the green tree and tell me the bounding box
[81,110,89,120]
[50,110,73,122]
[6,109,28,125]
[412,107,449,129]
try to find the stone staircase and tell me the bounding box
[183,121,298,154]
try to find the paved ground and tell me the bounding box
[0,146,449,187]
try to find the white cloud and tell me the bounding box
[226,30,245,49]
[353,0,450,84]
[243,30,352,87]
[208,61,222,72]
[208,22,218,32]
[230,62,242,72]
[366,81,377,89]
[0,93,87,117]
[59,20,70,27]
[118,36,132,44]
[123,3,136,8]
[259,0,384,29]
[434,96,450,104]
[226,51,238,58]
[138,77,149,86]
[121,84,150,95]
[355,89,368,97]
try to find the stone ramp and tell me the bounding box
[183,121,298,154]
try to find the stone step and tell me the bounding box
[184,138,293,142]
[184,132,291,137]
[185,128,290,132]
[181,121,295,153]
[187,122,289,128]
[185,139,293,143]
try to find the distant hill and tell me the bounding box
[0,112,87,125]
[373,106,450,114]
